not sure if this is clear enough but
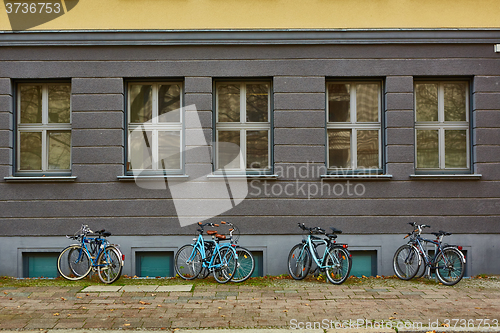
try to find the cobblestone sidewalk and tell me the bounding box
[1,277,499,331]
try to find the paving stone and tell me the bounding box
[120,285,159,292]
[81,286,122,292]
[156,285,193,292]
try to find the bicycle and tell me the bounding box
[393,222,466,285]
[174,222,238,284]
[216,221,255,283]
[57,225,124,284]
[287,223,352,284]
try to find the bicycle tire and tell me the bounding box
[57,245,91,281]
[97,246,123,284]
[175,245,202,280]
[213,247,237,284]
[287,243,311,280]
[198,242,214,279]
[232,247,255,283]
[393,244,420,280]
[414,252,426,278]
[435,247,465,286]
[325,247,351,285]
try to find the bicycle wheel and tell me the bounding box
[213,247,237,284]
[97,246,123,284]
[435,247,465,286]
[393,244,420,280]
[57,245,91,281]
[175,245,202,280]
[232,247,255,283]
[287,243,311,280]
[414,252,426,278]
[325,247,351,284]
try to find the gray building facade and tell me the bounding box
[0,30,499,278]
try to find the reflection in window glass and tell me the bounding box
[158,84,181,122]
[416,130,439,169]
[48,85,71,123]
[445,130,467,168]
[48,131,71,170]
[130,84,153,123]
[158,131,181,170]
[356,84,379,122]
[19,132,42,170]
[129,130,153,170]
[357,130,378,168]
[328,84,350,122]
[20,85,42,124]
[218,84,240,122]
[246,84,268,122]
[444,83,466,122]
[328,129,351,169]
[247,131,268,169]
[218,131,240,169]
[415,83,438,122]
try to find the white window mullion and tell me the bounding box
[41,129,47,171]
[439,127,445,169]
[152,84,158,124]
[240,83,246,124]
[352,128,357,170]
[351,85,357,124]
[42,85,49,125]
[240,129,246,171]
[438,83,444,123]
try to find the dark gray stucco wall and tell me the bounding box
[0,41,499,240]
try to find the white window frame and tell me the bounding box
[215,81,271,173]
[326,81,382,172]
[414,81,470,171]
[127,82,183,174]
[16,83,72,173]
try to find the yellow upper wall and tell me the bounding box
[1,0,500,31]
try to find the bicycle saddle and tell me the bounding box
[215,234,226,240]
[330,227,342,234]
[96,230,111,237]
[207,230,217,235]
[432,230,452,237]
[326,234,338,239]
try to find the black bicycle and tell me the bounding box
[393,222,465,286]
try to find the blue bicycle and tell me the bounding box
[288,223,352,284]
[57,225,124,284]
[174,222,238,284]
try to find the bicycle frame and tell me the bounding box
[189,233,236,271]
[303,235,341,270]
[74,234,113,269]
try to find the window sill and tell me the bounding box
[207,174,279,180]
[117,175,189,181]
[320,174,392,180]
[410,174,482,180]
[4,176,77,182]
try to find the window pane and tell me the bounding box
[158,84,181,123]
[48,131,71,170]
[246,84,268,122]
[328,84,350,122]
[20,85,42,124]
[19,132,42,170]
[48,85,71,123]
[218,131,240,169]
[129,130,153,170]
[444,83,467,122]
[218,84,240,122]
[416,130,439,168]
[445,130,467,168]
[328,129,351,169]
[415,83,438,121]
[357,130,379,169]
[130,84,153,123]
[356,84,379,122]
[158,131,181,170]
[247,130,268,170]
